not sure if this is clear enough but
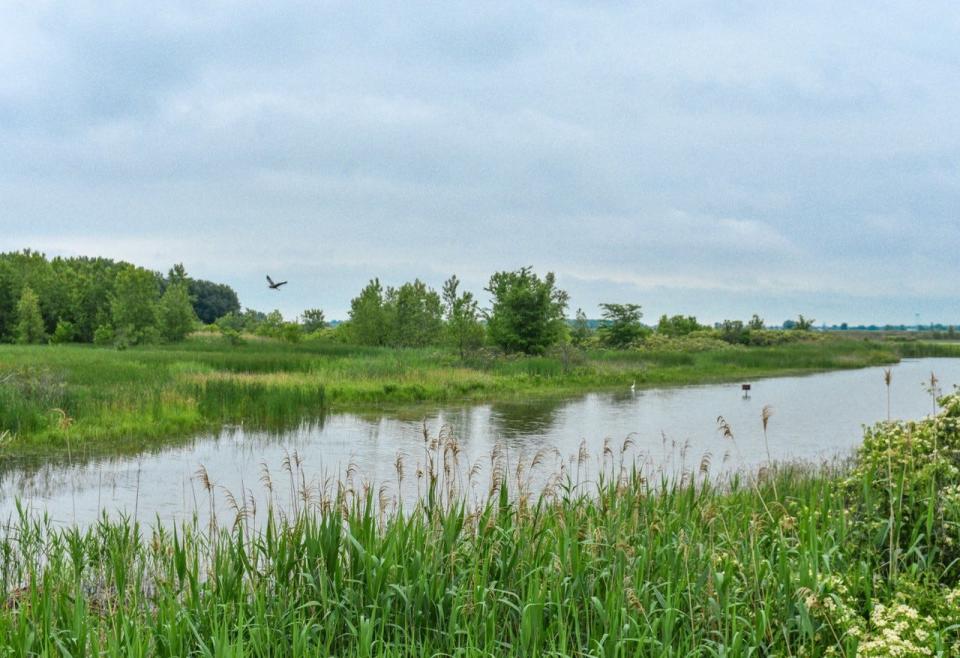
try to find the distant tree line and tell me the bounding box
[3,250,820,354]
[0,250,239,345]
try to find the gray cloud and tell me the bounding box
[1,1,958,323]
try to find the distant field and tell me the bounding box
[0,335,940,447]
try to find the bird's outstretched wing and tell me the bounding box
[274,280,288,288]
[266,275,275,286]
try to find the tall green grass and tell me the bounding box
[0,337,906,447]
[4,394,960,656]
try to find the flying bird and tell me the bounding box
[266,275,288,290]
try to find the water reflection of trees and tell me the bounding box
[487,398,567,446]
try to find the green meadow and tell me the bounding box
[0,335,925,448]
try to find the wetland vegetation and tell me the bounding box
[4,249,960,656]
[0,336,921,448]
[3,395,960,656]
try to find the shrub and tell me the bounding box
[92,324,114,346]
[49,320,76,345]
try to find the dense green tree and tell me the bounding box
[442,275,485,358]
[598,303,647,348]
[0,251,234,345]
[381,279,442,348]
[348,279,389,346]
[189,279,240,324]
[486,267,569,354]
[0,258,17,340]
[110,266,160,343]
[301,308,327,333]
[657,314,701,337]
[158,283,197,342]
[718,319,749,344]
[15,287,46,344]
[748,314,765,331]
[167,263,189,288]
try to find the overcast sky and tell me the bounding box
[1,2,957,324]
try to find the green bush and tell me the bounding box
[49,320,76,345]
[92,324,114,346]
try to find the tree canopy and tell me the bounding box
[486,267,569,354]
[0,250,237,344]
[598,303,647,347]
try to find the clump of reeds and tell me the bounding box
[6,399,960,657]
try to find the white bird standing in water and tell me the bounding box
[630,380,636,393]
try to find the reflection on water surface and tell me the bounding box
[2,358,959,528]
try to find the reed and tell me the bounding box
[2,397,960,656]
[0,337,908,447]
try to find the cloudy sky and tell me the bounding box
[1,2,958,324]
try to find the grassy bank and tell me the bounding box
[3,396,960,656]
[0,335,927,447]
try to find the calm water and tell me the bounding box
[2,358,958,528]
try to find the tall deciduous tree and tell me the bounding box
[598,303,647,348]
[348,279,389,346]
[110,266,159,343]
[158,283,197,342]
[442,275,484,358]
[15,287,46,344]
[189,279,240,324]
[385,279,443,348]
[486,267,569,354]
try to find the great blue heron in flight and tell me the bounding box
[266,275,288,290]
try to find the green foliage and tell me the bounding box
[570,308,592,347]
[846,394,960,581]
[300,308,327,333]
[486,267,569,354]
[0,337,904,446]
[0,250,236,344]
[110,266,160,344]
[785,315,816,331]
[794,314,816,330]
[717,319,749,345]
[597,303,647,347]
[14,286,46,344]
[385,279,443,347]
[9,399,960,655]
[215,311,245,332]
[255,310,285,338]
[656,314,702,337]
[442,275,485,358]
[748,313,765,330]
[347,279,445,348]
[189,278,240,324]
[280,322,303,343]
[49,320,76,345]
[218,327,246,346]
[158,283,197,342]
[348,279,389,346]
[92,324,114,346]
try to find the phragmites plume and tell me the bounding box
[761,405,774,433]
[195,465,213,493]
[716,416,734,441]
